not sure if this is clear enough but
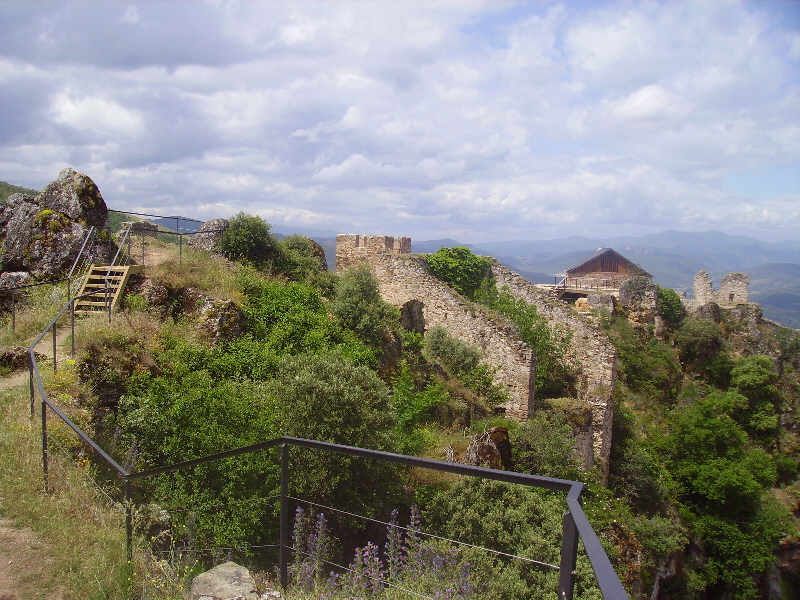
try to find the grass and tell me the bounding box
[0,377,132,599]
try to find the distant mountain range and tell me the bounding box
[2,180,795,328]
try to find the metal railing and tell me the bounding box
[27,296,628,600]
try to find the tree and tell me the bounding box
[425,246,491,299]
[269,352,403,516]
[656,285,686,326]
[330,263,400,347]
[218,212,282,268]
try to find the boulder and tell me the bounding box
[0,169,112,280]
[189,219,229,253]
[198,298,244,343]
[37,167,108,226]
[190,561,259,600]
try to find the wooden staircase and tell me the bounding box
[74,264,144,315]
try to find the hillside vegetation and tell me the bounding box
[2,214,799,600]
[0,180,39,202]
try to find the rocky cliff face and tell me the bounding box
[0,168,111,283]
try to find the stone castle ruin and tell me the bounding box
[336,234,617,476]
[692,270,749,308]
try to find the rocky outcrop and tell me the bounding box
[37,168,107,226]
[0,169,111,281]
[0,346,44,372]
[188,219,229,253]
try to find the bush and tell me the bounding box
[674,319,731,385]
[425,246,491,299]
[512,411,583,480]
[330,263,400,348]
[269,352,403,516]
[423,325,481,376]
[218,212,282,268]
[656,286,686,326]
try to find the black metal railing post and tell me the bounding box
[29,353,34,417]
[42,400,49,493]
[125,478,133,561]
[70,298,75,357]
[559,511,578,599]
[279,443,289,589]
[11,287,15,333]
[52,323,57,373]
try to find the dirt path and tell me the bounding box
[0,516,60,600]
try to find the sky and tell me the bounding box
[0,1,798,243]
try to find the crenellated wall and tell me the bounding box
[335,234,619,477]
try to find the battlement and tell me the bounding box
[336,234,411,270]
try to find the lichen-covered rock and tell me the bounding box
[190,561,259,600]
[619,276,657,326]
[0,170,112,280]
[198,298,243,343]
[37,167,108,226]
[189,218,229,252]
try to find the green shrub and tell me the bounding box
[656,285,686,326]
[512,411,583,480]
[218,212,282,268]
[425,246,491,299]
[391,363,449,454]
[423,325,481,376]
[268,352,403,517]
[330,263,399,348]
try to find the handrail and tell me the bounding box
[29,292,628,600]
[67,225,97,281]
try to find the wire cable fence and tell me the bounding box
[22,212,629,600]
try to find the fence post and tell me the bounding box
[42,400,49,493]
[29,354,34,418]
[558,510,578,600]
[71,298,75,357]
[52,323,57,373]
[279,443,289,589]
[125,478,133,561]
[11,288,16,333]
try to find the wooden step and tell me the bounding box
[74,264,144,315]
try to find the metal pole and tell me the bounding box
[125,478,133,561]
[558,511,578,600]
[52,323,57,374]
[42,400,49,492]
[141,230,145,265]
[29,355,35,418]
[179,233,183,267]
[70,298,75,357]
[279,443,289,589]
[11,288,15,333]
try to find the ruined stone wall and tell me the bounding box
[489,261,617,475]
[335,234,618,476]
[693,270,750,308]
[336,235,535,419]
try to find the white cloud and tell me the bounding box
[0,0,796,243]
[50,91,144,138]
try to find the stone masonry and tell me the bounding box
[336,234,535,420]
[489,261,617,475]
[693,270,749,308]
[336,235,618,477]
